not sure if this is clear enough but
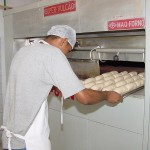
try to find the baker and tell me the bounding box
[1,25,122,150]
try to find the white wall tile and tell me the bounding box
[86,96,144,134]
[48,109,88,150]
[48,108,143,150]
[88,121,143,150]
[49,94,144,134]
[0,10,4,113]
[0,39,2,113]
[0,112,2,125]
[0,113,3,150]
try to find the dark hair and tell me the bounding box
[45,35,60,40]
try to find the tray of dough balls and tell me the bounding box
[81,71,144,97]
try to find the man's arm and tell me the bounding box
[74,89,122,105]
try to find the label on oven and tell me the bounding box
[107,18,145,31]
[44,0,76,17]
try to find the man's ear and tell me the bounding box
[60,38,67,47]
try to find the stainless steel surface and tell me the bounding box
[79,0,145,33]
[69,32,145,62]
[13,38,42,53]
[95,48,145,62]
[96,48,144,54]
[74,47,145,53]
[69,60,100,79]
[3,0,145,38]
[123,86,144,99]
[76,30,145,38]
[3,0,146,78]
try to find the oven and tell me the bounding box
[3,0,149,149]
[67,30,145,97]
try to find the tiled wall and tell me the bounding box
[48,109,143,150]
[0,38,2,113]
[0,10,4,150]
[0,112,2,150]
[48,93,144,150]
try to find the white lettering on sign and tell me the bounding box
[108,18,145,31]
[44,1,76,17]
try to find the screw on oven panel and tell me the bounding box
[113,52,120,61]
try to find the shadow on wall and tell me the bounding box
[63,98,117,114]
[48,93,118,115]
[0,135,2,150]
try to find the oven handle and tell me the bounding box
[96,48,145,54]
[90,46,100,60]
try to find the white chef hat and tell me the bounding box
[47,25,76,48]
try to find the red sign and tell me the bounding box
[108,18,145,31]
[44,0,76,17]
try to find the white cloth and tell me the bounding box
[0,126,25,150]
[1,100,51,150]
[25,100,51,150]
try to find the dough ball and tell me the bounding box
[125,82,137,92]
[113,87,122,94]
[120,71,128,76]
[84,78,95,84]
[110,71,118,75]
[104,80,115,87]
[104,76,115,81]
[80,80,85,85]
[122,74,131,80]
[102,72,112,78]
[125,78,134,83]
[114,76,124,83]
[132,75,140,81]
[135,80,142,88]
[129,71,138,76]
[135,79,144,87]
[95,75,104,81]
[113,73,121,78]
[102,85,116,91]
[140,79,144,86]
[113,86,128,95]
[115,80,126,87]
[121,86,128,95]
[138,72,145,79]
[91,83,104,91]
[84,82,95,89]
[96,79,105,84]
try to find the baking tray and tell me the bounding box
[123,86,144,99]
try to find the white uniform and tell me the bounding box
[1,40,84,150]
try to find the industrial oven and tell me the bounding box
[67,30,145,96]
[3,0,150,150]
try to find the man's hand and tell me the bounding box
[75,89,123,105]
[106,91,123,104]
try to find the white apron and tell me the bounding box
[1,100,51,150]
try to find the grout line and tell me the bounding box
[49,108,143,135]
